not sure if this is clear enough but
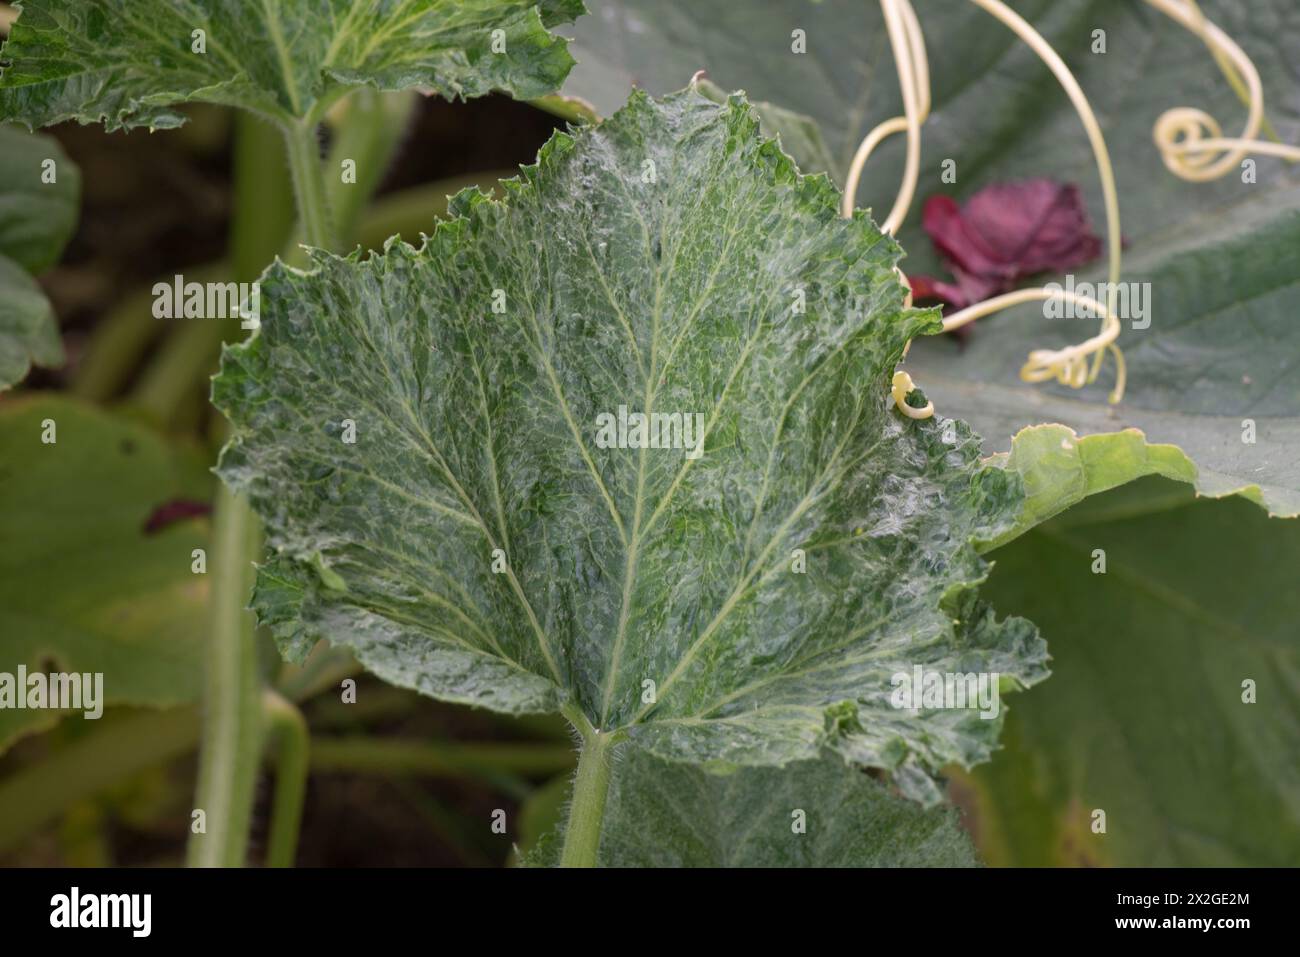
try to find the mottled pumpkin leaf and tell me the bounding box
[0,397,211,754]
[524,744,980,867]
[215,90,1047,799]
[566,0,1300,518]
[0,0,584,130]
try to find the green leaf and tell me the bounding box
[566,0,1300,517]
[982,424,1197,551]
[0,0,585,130]
[214,90,1047,799]
[0,124,79,273]
[960,478,1300,865]
[0,124,78,390]
[0,397,210,754]
[524,743,979,867]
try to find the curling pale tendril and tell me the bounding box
[849,0,1294,420]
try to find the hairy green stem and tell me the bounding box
[559,729,616,868]
[282,119,336,254]
[262,690,310,868]
[188,114,333,868]
[185,112,296,867]
[187,484,263,867]
[232,114,298,279]
[528,94,601,125]
[321,89,417,244]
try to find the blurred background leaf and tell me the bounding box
[957,477,1300,865]
[0,124,80,273]
[0,396,210,754]
[0,125,80,388]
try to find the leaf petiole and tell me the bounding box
[558,727,619,868]
[282,119,337,254]
[187,485,262,867]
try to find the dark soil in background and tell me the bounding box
[8,95,569,867]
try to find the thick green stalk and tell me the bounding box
[187,484,263,867]
[262,690,310,868]
[529,94,601,125]
[558,728,617,868]
[232,114,299,279]
[189,115,335,867]
[185,112,296,868]
[283,119,336,254]
[322,89,417,244]
[186,110,345,869]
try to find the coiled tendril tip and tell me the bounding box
[855,0,1291,420]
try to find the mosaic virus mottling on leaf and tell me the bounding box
[213,91,1049,823]
[0,0,585,130]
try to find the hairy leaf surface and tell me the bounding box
[0,0,584,129]
[566,0,1300,517]
[525,744,980,866]
[215,90,1047,797]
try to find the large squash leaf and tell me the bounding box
[525,744,980,866]
[0,0,584,130]
[960,478,1300,865]
[565,0,1300,517]
[0,397,211,754]
[214,90,1047,799]
[0,124,79,389]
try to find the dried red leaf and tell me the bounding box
[143,498,212,535]
[910,178,1102,311]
